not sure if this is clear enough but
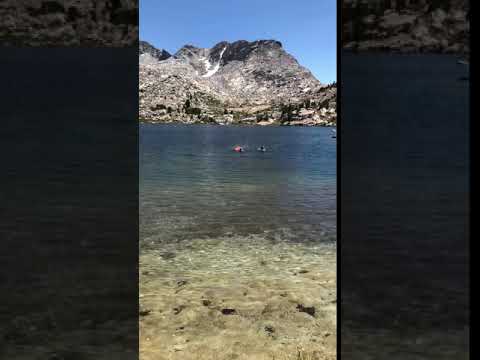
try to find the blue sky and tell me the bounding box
[140,0,336,83]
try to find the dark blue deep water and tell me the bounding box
[341,53,469,357]
[140,125,336,245]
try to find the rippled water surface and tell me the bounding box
[140,124,336,246]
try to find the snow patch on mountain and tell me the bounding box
[202,46,227,77]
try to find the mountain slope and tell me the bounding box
[140,40,336,126]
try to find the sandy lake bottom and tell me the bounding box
[140,235,336,360]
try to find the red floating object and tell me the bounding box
[233,146,244,152]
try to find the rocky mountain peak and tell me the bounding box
[255,39,283,48]
[139,41,171,62]
[139,39,336,126]
[175,44,203,54]
[213,40,284,64]
[174,45,207,61]
[173,39,287,66]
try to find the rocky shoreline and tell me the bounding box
[139,107,336,127]
[139,83,336,127]
[139,86,336,127]
[140,121,336,127]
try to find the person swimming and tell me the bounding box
[233,145,244,152]
[257,146,266,152]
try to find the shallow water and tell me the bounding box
[140,235,336,360]
[140,124,337,359]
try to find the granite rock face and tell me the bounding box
[0,0,138,46]
[342,0,469,53]
[139,41,171,61]
[140,40,336,126]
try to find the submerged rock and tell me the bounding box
[296,304,316,317]
[221,308,236,315]
[264,325,275,335]
[176,280,188,287]
[173,305,186,315]
[160,252,176,260]
[139,309,151,317]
